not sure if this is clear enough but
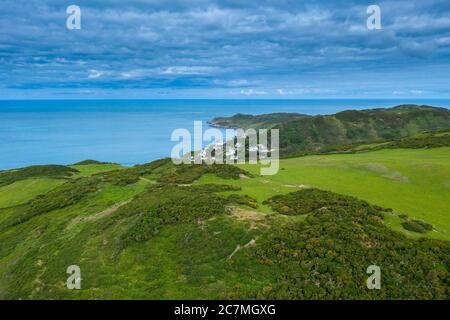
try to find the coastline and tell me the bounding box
[1,100,450,170]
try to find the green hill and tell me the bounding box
[210,105,450,157]
[0,145,449,299]
[1,105,449,300]
[208,112,307,130]
[0,165,79,187]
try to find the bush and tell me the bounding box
[401,221,427,233]
[157,163,252,184]
[263,188,384,217]
[412,219,433,231]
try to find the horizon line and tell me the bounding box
[2,98,450,101]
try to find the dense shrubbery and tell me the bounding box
[212,105,450,157]
[241,189,450,299]
[277,106,450,156]
[0,165,79,187]
[284,132,450,157]
[95,169,141,186]
[386,134,450,149]
[402,219,434,233]
[263,188,385,217]
[226,194,258,208]
[157,163,252,184]
[117,184,255,248]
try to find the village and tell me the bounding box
[190,140,276,164]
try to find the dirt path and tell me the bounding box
[67,200,130,229]
[283,184,308,188]
[227,239,256,260]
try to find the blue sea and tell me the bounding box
[1,99,449,170]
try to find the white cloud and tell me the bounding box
[160,66,218,75]
[277,88,336,95]
[88,69,104,79]
[393,89,424,95]
[228,79,249,86]
[240,89,267,96]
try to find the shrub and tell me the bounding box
[401,221,427,233]
[412,219,433,231]
[263,188,384,217]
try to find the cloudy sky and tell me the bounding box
[1,0,449,99]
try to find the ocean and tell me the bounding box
[1,99,449,170]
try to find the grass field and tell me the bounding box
[0,147,449,299]
[0,178,66,209]
[0,163,125,209]
[70,163,125,176]
[195,147,450,240]
[1,148,448,239]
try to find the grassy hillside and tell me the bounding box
[1,104,449,299]
[194,147,450,241]
[208,112,307,129]
[0,178,67,209]
[209,105,450,157]
[0,145,449,299]
[0,165,79,187]
[0,163,125,210]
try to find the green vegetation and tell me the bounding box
[157,163,251,184]
[190,147,450,241]
[401,219,434,234]
[210,105,450,157]
[0,105,449,299]
[263,188,386,216]
[277,105,450,156]
[0,158,447,299]
[0,178,66,208]
[209,112,307,129]
[248,189,449,299]
[1,178,100,229]
[0,165,79,187]
[117,184,254,249]
[0,162,126,210]
[72,160,118,166]
[70,163,124,177]
[330,131,450,154]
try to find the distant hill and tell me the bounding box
[210,105,450,156]
[72,160,118,166]
[0,165,79,187]
[208,112,308,129]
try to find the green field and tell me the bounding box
[0,178,66,209]
[193,147,450,240]
[0,163,125,209]
[0,147,449,299]
[69,163,125,177]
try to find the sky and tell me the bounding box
[0,0,450,99]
